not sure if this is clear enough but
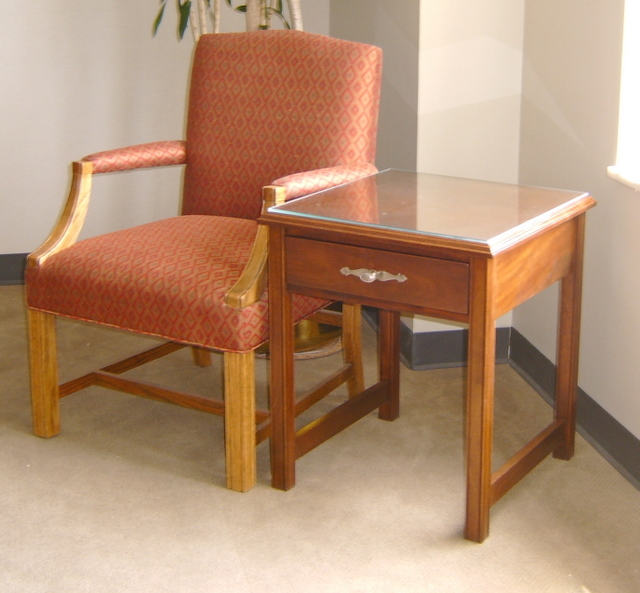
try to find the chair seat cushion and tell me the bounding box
[26,215,328,352]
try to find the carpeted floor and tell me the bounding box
[1,284,639,592]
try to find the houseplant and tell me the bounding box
[154,0,303,41]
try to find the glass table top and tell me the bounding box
[268,169,592,245]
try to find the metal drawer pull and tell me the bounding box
[340,267,408,284]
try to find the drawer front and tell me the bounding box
[286,237,469,315]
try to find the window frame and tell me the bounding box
[608,0,640,191]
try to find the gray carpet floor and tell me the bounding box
[1,285,639,592]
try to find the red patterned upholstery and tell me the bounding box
[26,30,382,354]
[83,141,187,174]
[183,31,382,220]
[26,216,326,351]
[273,163,378,202]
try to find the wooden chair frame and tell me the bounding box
[27,158,364,492]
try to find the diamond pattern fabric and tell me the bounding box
[182,31,382,220]
[26,216,327,351]
[26,30,382,354]
[273,163,378,202]
[83,141,187,174]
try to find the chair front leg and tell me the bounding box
[27,309,61,438]
[341,303,365,397]
[223,351,257,492]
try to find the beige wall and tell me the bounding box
[0,1,329,254]
[1,3,191,253]
[517,0,640,439]
[415,0,525,333]
[417,0,524,183]
[330,0,420,171]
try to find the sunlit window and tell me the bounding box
[608,0,640,191]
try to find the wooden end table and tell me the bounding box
[261,169,595,542]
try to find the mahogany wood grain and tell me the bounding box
[491,420,564,504]
[295,381,389,459]
[286,237,469,315]
[378,310,401,421]
[553,214,586,460]
[263,170,595,543]
[293,365,355,416]
[493,220,576,317]
[269,226,297,491]
[341,304,365,396]
[464,256,496,543]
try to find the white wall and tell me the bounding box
[517,0,640,439]
[417,0,524,183]
[1,3,191,253]
[329,0,420,171]
[0,1,329,254]
[413,0,525,333]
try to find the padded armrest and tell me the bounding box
[82,141,187,174]
[272,162,378,201]
[223,163,377,310]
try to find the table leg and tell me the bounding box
[269,227,297,491]
[378,309,400,421]
[554,214,586,460]
[465,257,496,543]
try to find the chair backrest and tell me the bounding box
[182,30,382,220]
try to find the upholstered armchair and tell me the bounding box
[25,30,382,492]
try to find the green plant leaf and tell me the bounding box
[152,1,167,36]
[225,1,247,14]
[178,0,192,39]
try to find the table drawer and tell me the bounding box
[286,237,469,315]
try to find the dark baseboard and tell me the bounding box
[0,253,26,285]
[399,323,511,369]
[362,308,510,368]
[509,328,640,490]
[362,309,640,489]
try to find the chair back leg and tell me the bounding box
[341,304,365,397]
[27,309,61,438]
[191,346,213,368]
[223,351,257,492]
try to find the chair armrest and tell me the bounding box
[28,141,187,268]
[225,163,377,310]
[271,162,378,202]
[27,161,94,268]
[81,141,187,174]
[225,186,286,309]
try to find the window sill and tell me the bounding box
[607,166,640,191]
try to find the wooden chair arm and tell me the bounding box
[27,142,187,269]
[224,164,378,310]
[27,160,94,268]
[224,186,286,309]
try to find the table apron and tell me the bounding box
[285,236,470,317]
[493,218,577,317]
